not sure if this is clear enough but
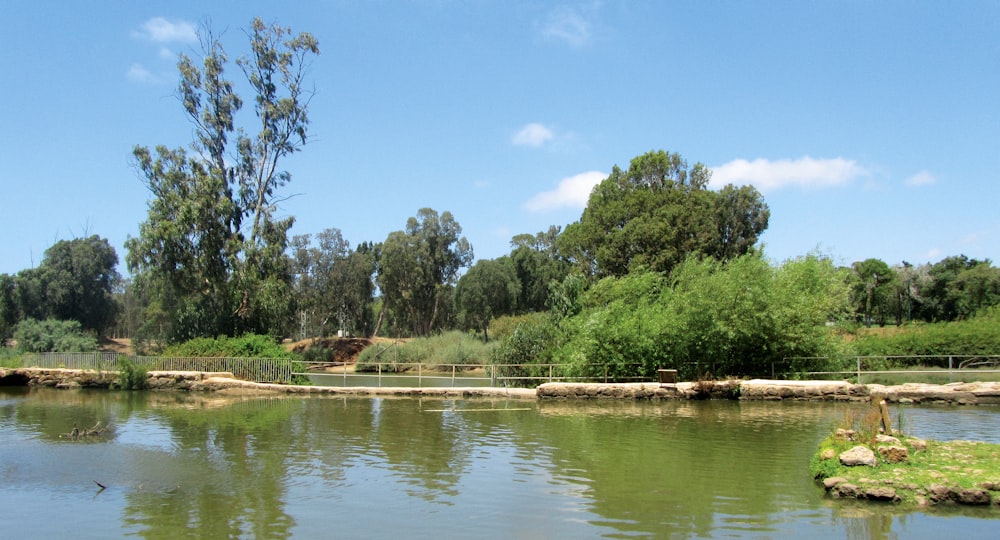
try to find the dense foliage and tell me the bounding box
[376,209,473,337]
[355,331,493,371]
[489,253,849,380]
[290,229,376,339]
[0,236,119,340]
[13,318,98,353]
[160,334,293,359]
[558,150,769,277]
[849,308,1000,357]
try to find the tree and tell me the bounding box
[0,274,17,341]
[849,258,897,327]
[37,236,120,332]
[558,150,768,277]
[376,209,473,336]
[455,258,520,341]
[508,226,571,313]
[291,230,376,338]
[127,18,319,344]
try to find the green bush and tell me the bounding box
[162,334,293,359]
[355,331,493,372]
[851,308,1000,357]
[490,313,562,386]
[0,348,22,368]
[13,318,97,353]
[117,355,149,391]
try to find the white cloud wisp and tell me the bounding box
[134,17,197,44]
[710,156,867,192]
[512,123,555,148]
[524,171,606,212]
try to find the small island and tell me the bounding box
[812,399,1000,506]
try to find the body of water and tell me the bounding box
[2,387,999,539]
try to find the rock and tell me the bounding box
[862,486,898,502]
[840,445,878,467]
[820,448,837,460]
[835,428,856,441]
[958,489,992,505]
[928,484,955,503]
[832,483,859,498]
[877,445,909,463]
[876,434,901,445]
[823,477,847,489]
[908,438,928,452]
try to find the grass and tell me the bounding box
[0,350,23,368]
[811,402,1000,505]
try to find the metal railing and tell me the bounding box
[777,355,1000,384]
[20,353,653,387]
[307,362,653,388]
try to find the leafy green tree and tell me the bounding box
[3,236,119,335]
[455,258,520,341]
[912,255,1000,322]
[376,209,473,336]
[291,230,376,338]
[127,18,319,344]
[0,274,18,341]
[508,226,571,313]
[36,236,120,332]
[849,258,896,327]
[558,150,768,277]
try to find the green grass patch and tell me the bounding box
[811,404,1000,505]
[0,349,23,368]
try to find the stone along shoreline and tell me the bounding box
[5,367,1000,404]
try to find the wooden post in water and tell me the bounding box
[871,390,893,434]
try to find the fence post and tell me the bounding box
[857,357,862,384]
[949,355,954,383]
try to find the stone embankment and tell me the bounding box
[4,367,1000,404]
[0,367,537,399]
[537,379,1000,405]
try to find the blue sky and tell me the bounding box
[2,1,998,276]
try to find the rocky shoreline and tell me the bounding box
[5,367,1000,405]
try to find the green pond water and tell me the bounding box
[2,387,1000,539]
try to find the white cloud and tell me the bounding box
[539,4,598,47]
[905,170,937,187]
[158,46,177,60]
[126,63,156,83]
[512,123,555,148]
[710,156,867,192]
[134,17,197,44]
[524,171,606,212]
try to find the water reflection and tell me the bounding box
[1,388,999,539]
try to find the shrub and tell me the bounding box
[117,355,149,391]
[13,318,97,353]
[850,308,1000,357]
[355,331,492,372]
[162,334,293,359]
